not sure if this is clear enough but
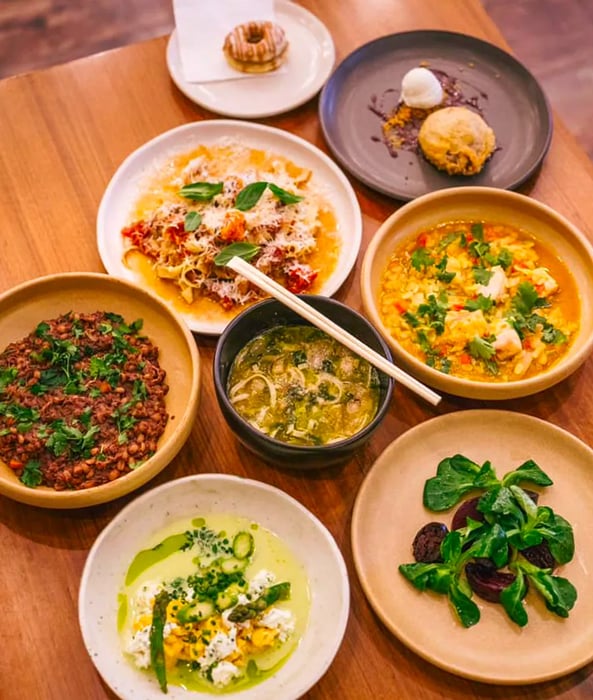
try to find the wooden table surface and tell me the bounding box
[1,1,593,698]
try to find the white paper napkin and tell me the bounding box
[173,0,287,83]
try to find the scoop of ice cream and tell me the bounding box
[418,106,496,176]
[401,67,444,109]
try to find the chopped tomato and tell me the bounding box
[8,459,23,469]
[452,303,465,311]
[220,211,246,242]
[286,267,317,294]
[394,301,408,314]
[460,353,472,365]
[416,232,428,248]
[121,220,152,247]
[164,224,187,245]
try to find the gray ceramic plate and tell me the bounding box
[319,31,552,201]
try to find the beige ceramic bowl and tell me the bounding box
[361,187,593,399]
[0,273,200,508]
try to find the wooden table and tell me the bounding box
[1,1,593,698]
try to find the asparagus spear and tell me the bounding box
[150,590,170,693]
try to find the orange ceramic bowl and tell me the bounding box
[0,273,200,508]
[361,187,593,400]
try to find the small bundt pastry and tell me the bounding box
[223,21,288,74]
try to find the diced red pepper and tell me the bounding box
[394,301,408,314]
[286,267,317,294]
[460,353,472,365]
[8,459,23,470]
[416,232,428,248]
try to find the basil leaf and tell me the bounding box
[235,182,268,211]
[268,183,304,205]
[214,242,261,267]
[184,211,202,231]
[178,182,223,201]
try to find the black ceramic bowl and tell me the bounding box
[213,296,394,469]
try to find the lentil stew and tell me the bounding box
[0,311,169,490]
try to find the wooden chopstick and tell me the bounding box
[227,256,442,406]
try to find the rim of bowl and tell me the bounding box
[0,272,201,507]
[360,187,593,400]
[213,296,394,453]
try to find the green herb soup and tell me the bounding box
[227,325,381,446]
[120,513,310,694]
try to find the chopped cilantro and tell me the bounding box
[469,240,491,259]
[411,247,434,272]
[436,232,460,252]
[402,311,420,328]
[473,266,493,285]
[20,459,43,488]
[435,257,456,283]
[467,336,499,375]
[471,223,484,241]
[464,294,494,313]
[542,324,567,344]
[467,335,496,361]
[417,293,448,335]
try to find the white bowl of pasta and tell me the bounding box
[361,187,593,399]
[97,120,362,336]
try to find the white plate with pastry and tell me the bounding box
[166,0,335,118]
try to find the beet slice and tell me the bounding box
[452,489,541,531]
[412,522,448,563]
[520,541,556,570]
[451,497,485,530]
[465,559,517,603]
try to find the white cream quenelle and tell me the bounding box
[401,67,444,109]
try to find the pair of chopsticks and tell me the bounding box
[227,256,441,406]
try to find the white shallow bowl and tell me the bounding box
[97,119,362,335]
[79,474,350,700]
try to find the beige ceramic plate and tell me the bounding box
[351,410,593,684]
[0,273,201,509]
